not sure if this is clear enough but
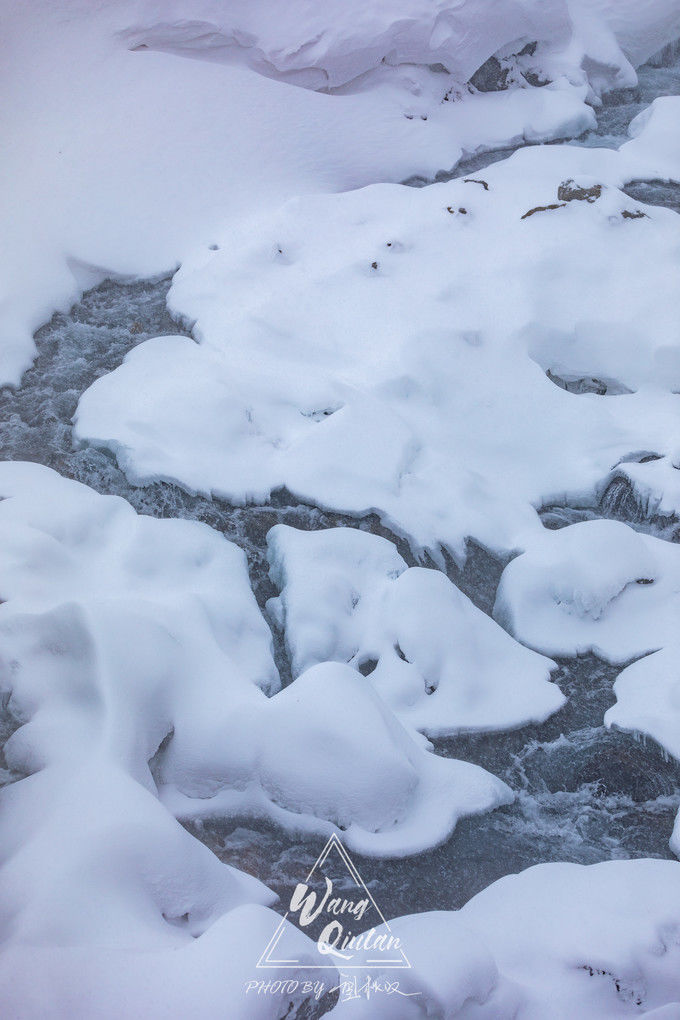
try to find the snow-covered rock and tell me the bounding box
[162,658,513,858]
[605,646,680,764]
[493,518,680,662]
[324,858,680,1018]
[0,464,510,887]
[266,525,564,736]
[459,858,680,1018]
[75,145,680,557]
[1,0,601,386]
[121,0,680,96]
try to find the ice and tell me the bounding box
[266,524,564,736]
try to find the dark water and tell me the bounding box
[540,474,680,544]
[1,51,679,927]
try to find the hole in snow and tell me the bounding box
[394,643,409,663]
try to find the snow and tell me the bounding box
[494,518,680,662]
[606,647,680,764]
[458,858,680,1017]
[160,659,513,858]
[3,1,680,1016]
[5,1,678,391]
[621,96,680,180]
[495,517,680,858]
[0,904,336,1020]
[117,0,680,95]
[320,859,680,1018]
[267,524,564,736]
[0,463,511,879]
[76,140,680,558]
[1,0,603,388]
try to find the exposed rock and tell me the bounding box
[558,179,603,203]
[521,202,566,219]
[469,55,508,93]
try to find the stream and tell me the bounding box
[1,48,679,924]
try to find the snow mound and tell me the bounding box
[606,646,680,764]
[459,858,680,1017]
[159,659,514,857]
[323,858,680,1018]
[0,904,336,1020]
[0,465,509,894]
[267,525,564,736]
[621,96,680,181]
[76,143,680,557]
[0,461,342,1017]
[494,518,680,662]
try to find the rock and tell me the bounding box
[557,179,603,203]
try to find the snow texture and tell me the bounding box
[76,132,680,558]
[3,1,680,1016]
[267,524,564,736]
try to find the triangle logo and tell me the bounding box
[257,833,410,970]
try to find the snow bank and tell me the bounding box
[1,0,599,387]
[122,0,680,95]
[267,525,563,736]
[76,143,680,557]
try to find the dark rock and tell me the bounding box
[463,177,489,191]
[521,202,566,219]
[469,55,508,92]
[557,179,603,203]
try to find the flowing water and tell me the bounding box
[1,51,680,924]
